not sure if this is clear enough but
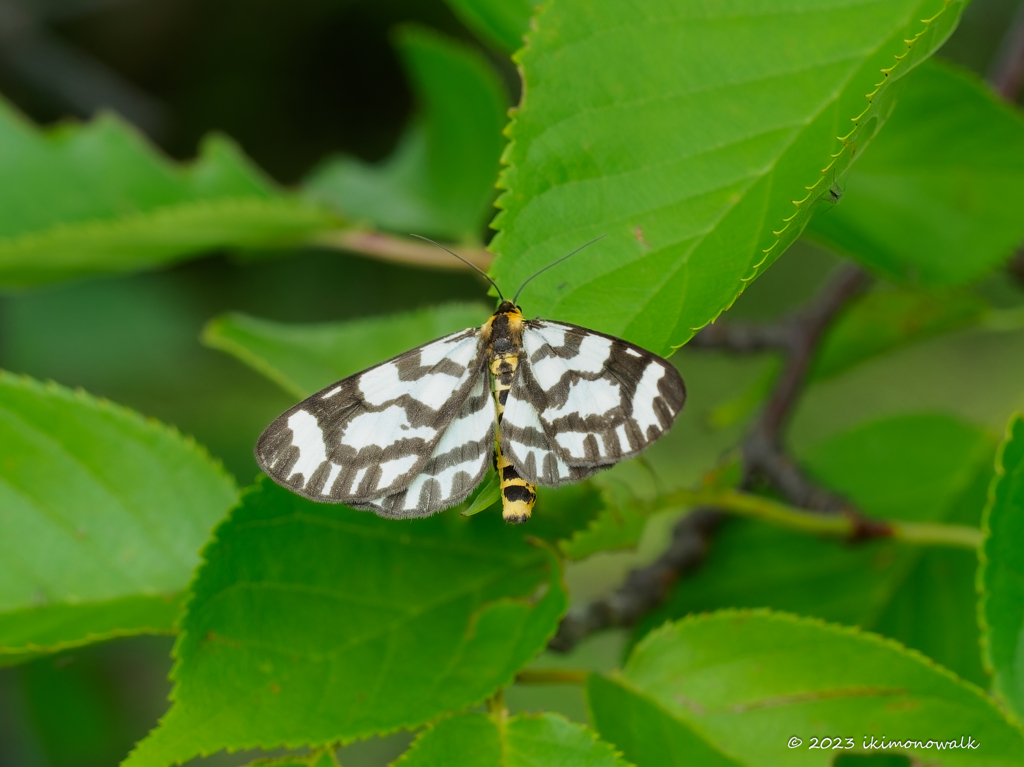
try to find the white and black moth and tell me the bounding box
[256,300,686,524]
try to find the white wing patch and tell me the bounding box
[501,321,686,484]
[365,370,493,518]
[256,329,489,507]
[501,386,579,485]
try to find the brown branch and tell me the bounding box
[745,265,870,511]
[548,265,871,653]
[548,509,721,652]
[989,0,1024,101]
[312,229,493,271]
[687,320,789,352]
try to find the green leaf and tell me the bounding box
[442,0,532,53]
[0,102,338,287]
[635,414,993,686]
[560,495,656,562]
[980,414,1024,721]
[395,711,632,767]
[202,302,490,398]
[304,26,508,241]
[591,611,1024,766]
[806,59,1024,286]
[490,0,966,355]
[0,373,237,664]
[123,478,567,767]
[461,472,501,517]
[812,287,990,380]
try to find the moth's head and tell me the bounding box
[495,300,523,316]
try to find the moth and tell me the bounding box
[255,242,686,523]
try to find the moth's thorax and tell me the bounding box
[482,302,525,359]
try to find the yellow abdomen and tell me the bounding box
[490,353,536,524]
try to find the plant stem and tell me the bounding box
[514,669,589,685]
[664,488,982,551]
[311,229,492,271]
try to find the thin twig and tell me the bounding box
[745,265,870,511]
[311,229,493,271]
[550,265,871,653]
[514,669,589,685]
[661,489,982,550]
[756,265,869,438]
[687,319,789,352]
[548,509,721,652]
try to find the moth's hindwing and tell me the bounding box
[356,367,493,518]
[500,321,686,485]
[256,328,492,515]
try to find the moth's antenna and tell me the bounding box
[513,234,606,305]
[410,234,505,301]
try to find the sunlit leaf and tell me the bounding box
[490,0,967,355]
[591,611,1023,766]
[807,60,1024,286]
[395,711,632,767]
[0,373,237,664]
[0,102,337,287]
[123,479,566,766]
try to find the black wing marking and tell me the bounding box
[256,328,489,507]
[350,366,494,518]
[501,320,685,485]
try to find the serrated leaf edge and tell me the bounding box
[122,479,569,766]
[977,413,1024,720]
[0,369,236,497]
[724,1,963,331]
[0,370,237,660]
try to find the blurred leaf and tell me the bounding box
[304,26,507,241]
[19,651,134,767]
[442,0,532,53]
[0,373,237,664]
[202,302,490,398]
[0,102,338,288]
[635,414,993,685]
[807,60,1024,286]
[244,751,339,767]
[394,711,631,767]
[812,287,990,380]
[980,413,1024,721]
[524,482,606,548]
[124,479,567,766]
[490,0,966,355]
[705,358,781,431]
[591,611,1024,766]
